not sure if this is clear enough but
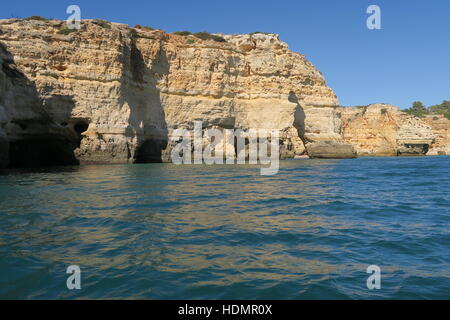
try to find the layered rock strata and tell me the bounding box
[423,114,450,156]
[340,104,435,156]
[300,105,356,158]
[0,42,77,168]
[0,18,351,165]
[0,18,442,167]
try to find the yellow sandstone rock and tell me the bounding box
[423,114,450,156]
[0,18,442,167]
[340,104,435,156]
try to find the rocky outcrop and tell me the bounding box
[0,18,441,166]
[0,42,78,168]
[423,114,450,156]
[300,105,356,158]
[0,19,166,165]
[340,104,435,156]
[0,50,8,168]
[0,18,353,165]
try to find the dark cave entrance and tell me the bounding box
[9,138,79,168]
[74,121,89,136]
[134,139,165,163]
[398,143,430,156]
[68,119,90,148]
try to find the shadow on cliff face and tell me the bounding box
[42,95,90,148]
[0,43,79,168]
[288,91,306,142]
[120,33,169,163]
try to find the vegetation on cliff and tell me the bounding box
[92,19,111,29]
[134,25,154,31]
[173,31,226,42]
[404,101,450,120]
[249,31,273,35]
[58,27,78,35]
[25,16,50,22]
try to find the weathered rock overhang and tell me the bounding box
[396,139,434,156]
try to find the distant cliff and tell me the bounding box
[423,114,450,156]
[0,18,442,168]
[340,104,435,156]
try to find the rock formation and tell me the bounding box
[300,105,356,158]
[0,18,443,168]
[0,18,355,166]
[340,104,435,156]
[0,42,77,168]
[423,114,450,156]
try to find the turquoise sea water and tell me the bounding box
[0,156,449,299]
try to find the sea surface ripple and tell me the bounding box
[0,156,449,299]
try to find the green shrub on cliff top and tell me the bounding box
[58,27,78,35]
[404,100,450,120]
[250,31,272,35]
[92,19,111,29]
[25,16,50,22]
[429,100,450,120]
[173,31,192,36]
[193,32,226,42]
[135,25,155,31]
[173,31,226,42]
[404,101,429,118]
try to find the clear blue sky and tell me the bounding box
[2,0,450,108]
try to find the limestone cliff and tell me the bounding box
[301,105,356,158]
[0,18,440,167]
[0,18,350,165]
[0,42,77,168]
[340,104,435,156]
[423,114,450,156]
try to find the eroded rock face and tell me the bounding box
[0,126,8,168]
[0,41,78,168]
[0,19,162,165]
[0,49,8,168]
[300,105,356,158]
[340,104,435,156]
[0,18,347,163]
[305,141,357,159]
[423,115,450,156]
[0,45,76,168]
[1,19,438,165]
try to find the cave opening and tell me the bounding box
[71,119,90,148]
[134,139,165,163]
[74,121,89,135]
[398,143,430,156]
[9,138,79,168]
